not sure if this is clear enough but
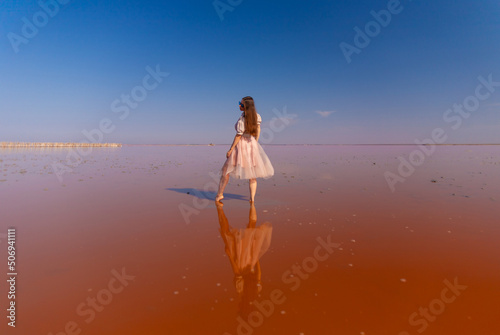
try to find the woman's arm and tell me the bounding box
[255,125,261,142]
[227,134,242,158]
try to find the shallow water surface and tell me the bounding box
[0,145,499,334]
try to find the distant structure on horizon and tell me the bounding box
[0,142,122,148]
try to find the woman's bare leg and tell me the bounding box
[216,173,229,202]
[249,178,257,202]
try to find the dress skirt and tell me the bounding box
[221,222,273,274]
[221,134,274,179]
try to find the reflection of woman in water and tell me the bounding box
[216,202,272,316]
[215,96,274,203]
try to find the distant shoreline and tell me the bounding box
[1,142,499,148]
[0,142,122,148]
[122,143,500,146]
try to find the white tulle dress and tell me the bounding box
[222,222,273,275]
[221,112,274,180]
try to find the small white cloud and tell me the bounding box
[315,110,335,117]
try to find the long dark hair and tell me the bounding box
[242,96,258,137]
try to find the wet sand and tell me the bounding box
[0,145,499,335]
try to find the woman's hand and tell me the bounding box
[227,135,241,158]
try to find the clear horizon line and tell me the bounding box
[121,143,500,146]
[2,142,500,147]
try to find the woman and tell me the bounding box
[215,96,274,202]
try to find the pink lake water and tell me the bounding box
[0,145,499,335]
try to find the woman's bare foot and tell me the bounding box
[215,194,224,202]
[249,178,257,204]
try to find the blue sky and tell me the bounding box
[1,0,499,144]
